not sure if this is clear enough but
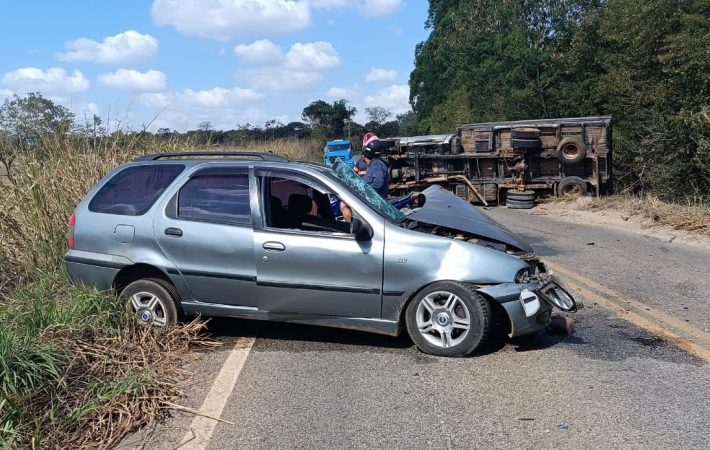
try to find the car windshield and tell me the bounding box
[327,143,351,151]
[331,161,405,223]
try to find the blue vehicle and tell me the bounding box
[324,140,354,168]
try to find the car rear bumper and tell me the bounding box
[64,250,131,292]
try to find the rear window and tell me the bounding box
[178,171,251,225]
[89,164,184,216]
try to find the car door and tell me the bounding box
[252,168,383,318]
[153,165,259,306]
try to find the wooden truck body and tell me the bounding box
[385,116,612,204]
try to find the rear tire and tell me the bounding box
[506,198,535,209]
[512,138,540,149]
[405,282,491,357]
[506,190,535,202]
[119,278,180,327]
[557,138,586,165]
[558,176,588,197]
[511,128,540,140]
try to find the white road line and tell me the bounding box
[179,336,256,449]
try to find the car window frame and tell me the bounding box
[255,168,362,240]
[166,166,253,227]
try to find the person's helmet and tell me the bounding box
[363,132,379,148]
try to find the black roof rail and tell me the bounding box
[133,151,288,162]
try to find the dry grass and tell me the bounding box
[0,132,314,448]
[583,195,710,234]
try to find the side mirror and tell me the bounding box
[350,218,373,241]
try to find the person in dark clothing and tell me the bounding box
[362,144,389,197]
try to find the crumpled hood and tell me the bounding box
[407,185,534,253]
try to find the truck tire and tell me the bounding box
[558,176,588,197]
[506,190,535,201]
[506,199,535,209]
[511,128,540,140]
[557,138,586,165]
[511,138,540,149]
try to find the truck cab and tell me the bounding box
[324,140,354,168]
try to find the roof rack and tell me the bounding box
[133,151,288,162]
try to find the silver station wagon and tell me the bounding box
[65,152,580,357]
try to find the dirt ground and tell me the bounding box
[524,196,710,251]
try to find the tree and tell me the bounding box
[365,107,393,126]
[302,99,357,139]
[0,93,74,180]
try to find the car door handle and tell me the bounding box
[164,227,183,237]
[262,241,285,252]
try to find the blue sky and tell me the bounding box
[0,1,429,131]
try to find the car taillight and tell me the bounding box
[68,212,76,249]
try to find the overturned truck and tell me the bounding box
[385,116,612,208]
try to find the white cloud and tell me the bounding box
[98,69,167,92]
[285,41,340,70]
[235,40,340,91]
[307,0,402,15]
[360,0,402,16]
[240,69,322,92]
[140,86,263,110]
[57,31,158,64]
[2,67,89,97]
[234,39,285,65]
[151,0,311,40]
[327,87,351,98]
[364,84,410,114]
[365,68,397,83]
[138,85,266,131]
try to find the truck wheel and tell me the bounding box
[506,199,535,209]
[511,128,540,140]
[405,282,490,357]
[506,190,535,201]
[511,138,540,149]
[557,138,586,165]
[558,176,588,197]
[119,278,180,327]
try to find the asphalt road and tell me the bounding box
[124,207,710,450]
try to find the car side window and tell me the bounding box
[261,174,350,234]
[177,170,250,225]
[89,164,184,216]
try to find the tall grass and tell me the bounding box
[0,130,315,447]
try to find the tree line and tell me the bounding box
[410,0,709,200]
[0,93,417,178]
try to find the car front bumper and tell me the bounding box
[477,274,581,338]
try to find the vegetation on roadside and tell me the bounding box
[411,0,709,202]
[0,95,312,448]
[583,195,710,235]
[0,272,210,449]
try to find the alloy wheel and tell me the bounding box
[415,291,471,348]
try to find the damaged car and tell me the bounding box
[64,152,580,357]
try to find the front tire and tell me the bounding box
[405,282,491,357]
[119,278,180,327]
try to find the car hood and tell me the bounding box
[406,185,534,253]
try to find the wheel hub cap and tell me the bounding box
[139,309,153,323]
[436,313,449,326]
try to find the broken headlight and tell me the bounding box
[514,268,530,284]
[539,283,577,311]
